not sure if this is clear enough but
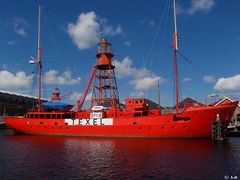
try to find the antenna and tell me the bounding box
[173,0,178,50]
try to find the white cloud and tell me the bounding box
[182,77,191,82]
[149,20,156,27]
[67,11,122,50]
[113,56,151,79]
[130,76,163,90]
[113,56,166,90]
[113,56,136,78]
[130,91,144,98]
[124,41,131,46]
[203,75,216,83]
[43,70,81,86]
[7,40,17,46]
[13,17,29,36]
[70,92,82,101]
[177,0,215,15]
[214,74,240,91]
[0,70,33,90]
[100,18,122,36]
[115,25,122,34]
[67,12,100,50]
[139,19,156,28]
[70,92,92,103]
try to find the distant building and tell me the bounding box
[211,97,240,124]
[145,99,165,110]
[171,97,240,124]
[0,90,47,116]
[173,97,204,109]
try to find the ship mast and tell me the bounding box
[37,5,42,112]
[157,80,161,115]
[173,0,179,113]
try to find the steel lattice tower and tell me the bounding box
[90,39,120,109]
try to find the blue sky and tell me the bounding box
[0,0,240,107]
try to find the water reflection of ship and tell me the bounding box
[3,134,237,179]
[227,120,240,136]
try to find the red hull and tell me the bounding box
[4,102,237,138]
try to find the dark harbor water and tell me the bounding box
[0,130,239,179]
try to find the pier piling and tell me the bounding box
[212,114,225,140]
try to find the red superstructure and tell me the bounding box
[3,2,238,138]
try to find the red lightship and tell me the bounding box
[4,2,238,138]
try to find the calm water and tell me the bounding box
[0,130,240,179]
